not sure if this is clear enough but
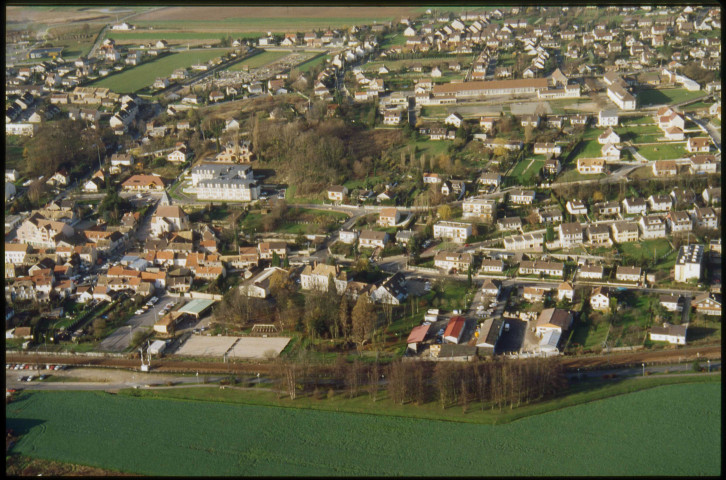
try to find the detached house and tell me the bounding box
[590,286,611,311]
[434,251,472,273]
[686,137,710,153]
[639,215,667,239]
[616,266,642,282]
[359,230,388,249]
[327,185,348,202]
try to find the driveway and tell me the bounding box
[98,293,178,352]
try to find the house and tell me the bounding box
[578,264,604,280]
[691,293,721,316]
[686,137,710,153]
[598,128,620,145]
[497,217,522,231]
[638,215,666,239]
[167,145,188,163]
[667,211,693,233]
[601,143,620,160]
[370,272,407,305]
[383,110,403,125]
[590,286,611,311]
[534,308,573,336]
[478,172,501,188]
[577,158,605,174]
[503,233,544,252]
[702,187,721,205]
[433,221,471,243]
[520,114,540,128]
[434,251,472,273]
[660,294,683,312]
[647,195,672,212]
[597,109,618,127]
[693,207,718,229]
[339,230,358,245]
[653,160,678,177]
[596,201,620,216]
[481,279,500,298]
[622,197,647,215]
[443,316,466,344]
[395,230,414,246]
[479,117,496,131]
[519,260,564,278]
[300,263,349,294]
[616,266,641,282]
[523,286,550,302]
[533,143,561,156]
[586,224,611,245]
[327,185,348,202]
[122,174,165,192]
[258,241,287,260]
[359,230,388,249]
[378,208,400,227]
[566,200,587,215]
[543,158,561,175]
[150,205,189,237]
[536,206,563,224]
[559,222,583,248]
[674,244,703,283]
[508,189,535,205]
[444,112,463,128]
[689,154,718,174]
[650,323,687,345]
[611,222,640,243]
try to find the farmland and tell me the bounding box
[7,381,721,476]
[89,49,230,93]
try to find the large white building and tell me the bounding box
[189,163,259,202]
[674,244,703,283]
[433,221,472,243]
[300,263,349,294]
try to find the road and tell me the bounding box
[685,112,721,152]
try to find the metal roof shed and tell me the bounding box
[177,298,215,318]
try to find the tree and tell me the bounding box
[351,293,375,350]
[338,294,351,341]
[437,204,452,220]
[92,318,106,340]
[271,251,281,267]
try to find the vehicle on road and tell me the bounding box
[504,323,510,332]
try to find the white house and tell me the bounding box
[650,323,687,345]
[597,110,618,127]
[433,221,472,243]
[590,286,610,311]
[444,112,463,128]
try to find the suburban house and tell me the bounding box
[377,208,400,227]
[691,293,721,316]
[503,233,544,252]
[508,189,535,205]
[339,230,358,244]
[359,230,388,249]
[566,200,587,215]
[590,286,611,311]
[616,266,642,282]
[587,224,612,245]
[534,308,573,353]
[480,259,504,274]
[150,206,189,237]
[649,323,687,345]
[647,195,672,212]
[667,211,693,233]
[611,221,640,243]
[498,217,522,231]
[523,286,550,302]
[557,282,574,301]
[533,142,562,156]
[122,174,165,192]
[462,197,497,221]
[370,272,407,305]
[434,251,472,273]
[689,154,718,174]
[558,222,583,248]
[300,263,349,294]
[638,215,667,239]
[519,260,564,278]
[660,293,683,312]
[653,160,678,177]
[693,207,718,229]
[578,264,604,280]
[326,185,348,202]
[686,137,710,153]
[481,279,500,297]
[577,158,605,174]
[596,201,620,216]
[622,197,647,215]
[598,128,620,145]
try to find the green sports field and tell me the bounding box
[6,382,721,476]
[88,49,230,93]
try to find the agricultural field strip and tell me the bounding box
[6,383,721,476]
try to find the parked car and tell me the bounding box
[504,323,510,332]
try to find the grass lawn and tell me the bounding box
[284,184,324,204]
[617,125,664,143]
[576,139,604,158]
[226,50,290,71]
[636,143,689,161]
[619,115,655,126]
[7,380,720,475]
[637,88,708,107]
[555,168,606,183]
[509,158,544,185]
[568,320,610,351]
[380,32,407,48]
[5,137,25,171]
[411,139,453,157]
[617,238,672,265]
[107,31,240,44]
[89,49,230,93]
[296,54,330,73]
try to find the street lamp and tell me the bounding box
[642,363,645,377]
[707,359,710,373]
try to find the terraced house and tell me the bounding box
[434,251,472,273]
[519,260,564,278]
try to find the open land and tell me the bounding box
[6,382,720,476]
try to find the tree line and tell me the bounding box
[271,356,568,411]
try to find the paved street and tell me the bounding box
[98,293,176,352]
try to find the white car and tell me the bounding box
[135,309,145,315]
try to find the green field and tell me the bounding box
[509,157,544,185]
[568,320,610,350]
[637,88,708,107]
[296,54,329,73]
[133,16,403,31]
[107,31,245,44]
[226,50,290,71]
[636,143,689,161]
[7,382,721,476]
[89,49,230,93]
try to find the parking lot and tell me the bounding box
[99,293,178,352]
[494,318,527,355]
